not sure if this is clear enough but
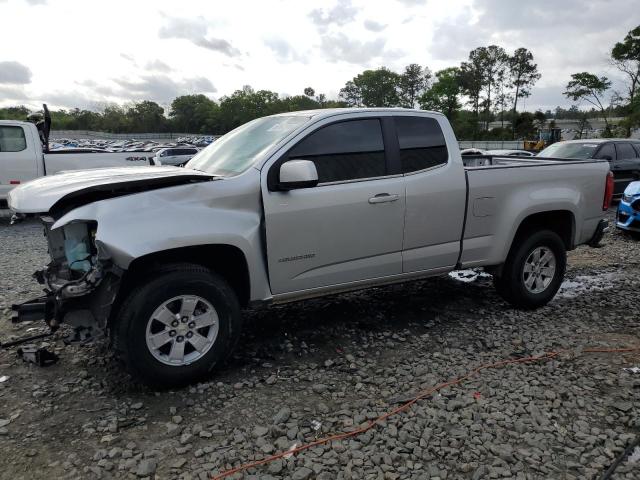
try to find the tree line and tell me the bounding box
[1,25,638,140]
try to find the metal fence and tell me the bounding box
[50,130,217,140]
[458,140,525,150]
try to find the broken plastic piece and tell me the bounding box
[623,366,640,374]
[17,345,59,367]
[0,375,9,383]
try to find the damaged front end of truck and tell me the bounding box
[7,166,217,345]
[12,217,123,343]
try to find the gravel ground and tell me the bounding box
[1,210,639,480]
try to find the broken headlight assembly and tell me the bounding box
[40,218,103,298]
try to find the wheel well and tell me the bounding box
[118,245,251,308]
[513,210,575,251]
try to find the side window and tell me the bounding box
[288,119,385,183]
[595,143,616,160]
[616,143,638,159]
[395,116,448,173]
[0,126,27,152]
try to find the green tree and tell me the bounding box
[303,87,315,97]
[0,105,30,120]
[126,101,167,133]
[564,72,612,131]
[339,80,362,107]
[533,110,547,131]
[508,48,541,115]
[398,64,431,108]
[281,95,321,111]
[459,50,485,138]
[576,113,591,139]
[340,68,401,107]
[611,25,640,136]
[101,104,128,132]
[513,111,536,139]
[218,86,282,131]
[478,46,509,129]
[418,67,461,119]
[169,94,219,133]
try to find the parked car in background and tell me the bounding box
[154,147,199,166]
[0,119,160,210]
[616,181,640,237]
[484,149,535,157]
[538,139,640,197]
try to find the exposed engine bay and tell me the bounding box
[11,218,124,343]
[40,218,101,296]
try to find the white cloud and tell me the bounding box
[320,33,403,64]
[113,75,217,103]
[309,0,358,30]
[158,16,240,57]
[0,61,32,84]
[0,0,636,111]
[364,19,386,32]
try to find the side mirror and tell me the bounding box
[278,160,318,190]
[599,155,612,161]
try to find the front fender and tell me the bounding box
[52,170,272,302]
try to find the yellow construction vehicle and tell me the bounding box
[524,127,562,152]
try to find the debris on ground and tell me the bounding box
[0,210,639,479]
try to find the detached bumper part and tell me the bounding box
[11,296,55,325]
[17,345,59,367]
[588,219,609,247]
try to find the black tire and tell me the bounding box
[112,263,241,388]
[493,230,566,309]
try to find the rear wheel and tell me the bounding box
[113,264,241,388]
[493,230,566,309]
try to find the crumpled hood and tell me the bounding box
[8,166,215,214]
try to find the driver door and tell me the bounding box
[261,117,405,295]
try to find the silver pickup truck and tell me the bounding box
[8,108,613,387]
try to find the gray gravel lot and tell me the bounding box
[0,210,639,480]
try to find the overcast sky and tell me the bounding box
[0,0,637,113]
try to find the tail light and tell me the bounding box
[603,171,614,210]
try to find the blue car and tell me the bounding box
[616,181,640,236]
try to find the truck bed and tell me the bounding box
[461,155,604,169]
[459,155,610,268]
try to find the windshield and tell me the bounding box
[538,142,599,159]
[186,115,309,176]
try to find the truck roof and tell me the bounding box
[270,107,444,119]
[0,119,34,127]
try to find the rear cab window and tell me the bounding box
[287,119,386,184]
[615,143,638,159]
[0,125,27,152]
[595,143,616,160]
[394,116,448,173]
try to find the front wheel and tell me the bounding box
[113,264,241,388]
[493,230,566,309]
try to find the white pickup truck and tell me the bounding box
[0,115,159,209]
[8,108,612,387]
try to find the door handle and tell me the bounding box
[368,193,399,204]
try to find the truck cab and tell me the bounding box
[0,120,44,207]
